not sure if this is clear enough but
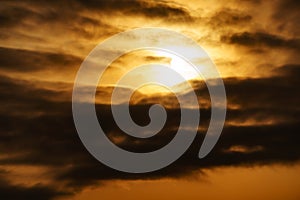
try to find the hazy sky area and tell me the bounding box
[0,0,299,199]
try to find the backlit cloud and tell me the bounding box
[0,0,299,199]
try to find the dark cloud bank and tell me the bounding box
[0,63,300,199]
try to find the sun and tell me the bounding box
[168,52,199,81]
[135,51,199,93]
[98,49,202,94]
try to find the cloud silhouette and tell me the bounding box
[0,47,81,72]
[0,63,300,198]
[221,32,300,50]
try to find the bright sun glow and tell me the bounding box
[151,51,199,85]
[137,51,199,93]
[124,50,202,94]
[99,49,204,94]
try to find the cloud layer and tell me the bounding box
[0,0,299,199]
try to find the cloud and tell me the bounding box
[0,1,120,44]
[73,0,193,20]
[0,0,193,28]
[221,32,300,50]
[208,8,252,28]
[0,47,82,72]
[0,4,35,28]
[0,0,300,198]
[0,0,196,70]
[272,64,300,78]
[234,0,262,4]
[0,63,299,198]
[272,0,300,36]
[0,170,70,200]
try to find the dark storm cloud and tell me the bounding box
[0,63,300,198]
[0,47,81,72]
[221,32,300,50]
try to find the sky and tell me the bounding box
[0,0,300,199]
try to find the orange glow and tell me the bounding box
[58,165,300,200]
[1,0,299,199]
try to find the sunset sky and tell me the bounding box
[0,0,300,199]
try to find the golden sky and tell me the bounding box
[0,0,299,199]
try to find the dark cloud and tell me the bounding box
[221,31,300,50]
[0,46,81,72]
[0,0,300,198]
[0,63,299,198]
[235,0,262,4]
[0,5,35,28]
[0,2,69,28]
[272,64,300,78]
[0,171,70,200]
[0,0,193,30]
[74,0,192,20]
[0,1,120,41]
[208,9,252,28]
[272,0,300,35]
[0,183,70,200]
